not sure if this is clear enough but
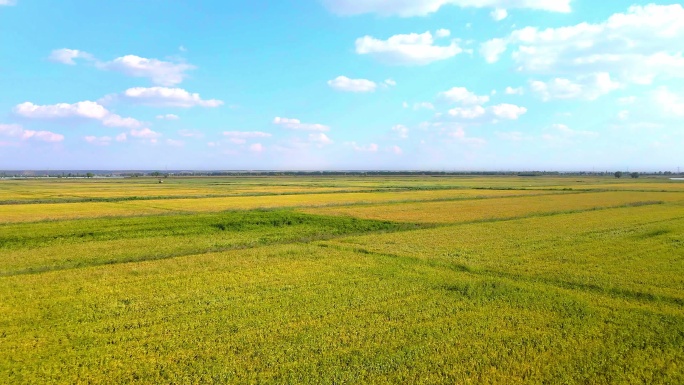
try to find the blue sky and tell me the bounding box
[1,0,683,171]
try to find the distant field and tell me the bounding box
[1,176,683,384]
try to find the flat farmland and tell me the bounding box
[1,176,683,384]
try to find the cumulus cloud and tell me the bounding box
[530,73,621,101]
[439,87,490,105]
[0,0,17,6]
[446,104,527,120]
[13,101,141,128]
[223,131,272,138]
[323,0,570,17]
[543,123,598,144]
[392,124,409,139]
[308,133,333,146]
[0,123,64,142]
[435,28,451,38]
[97,55,195,86]
[48,49,94,65]
[505,86,524,95]
[118,87,223,108]
[355,31,462,65]
[328,76,377,92]
[389,145,403,155]
[491,8,508,21]
[156,114,179,120]
[653,87,684,117]
[130,128,162,141]
[273,117,330,132]
[249,143,264,152]
[84,135,114,146]
[481,4,684,85]
[384,79,397,87]
[49,49,195,86]
[347,142,379,152]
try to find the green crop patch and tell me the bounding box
[0,210,422,276]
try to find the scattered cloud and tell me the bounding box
[389,145,403,155]
[413,102,435,110]
[308,133,333,146]
[249,143,264,152]
[97,55,195,86]
[448,106,486,119]
[490,103,528,120]
[323,0,570,17]
[84,135,114,146]
[496,131,526,141]
[446,104,527,121]
[491,8,508,21]
[117,87,223,108]
[48,49,94,65]
[435,28,451,38]
[166,139,184,147]
[14,101,142,128]
[505,86,524,95]
[0,123,64,142]
[49,49,195,86]
[653,87,684,117]
[328,76,377,92]
[384,78,397,87]
[439,87,490,105]
[0,0,17,5]
[355,31,462,65]
[348,142,379,152]
[156,114,180,120]
[542,123,598,145]
[392,124,409,139]
[130,128,162,142]
[273,117,330,132]
[530,73,621,101]
[223,131,272,139]
[481,4,684,85]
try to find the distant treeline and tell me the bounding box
[2,170,681,178]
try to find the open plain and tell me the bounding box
[1,175,683,383]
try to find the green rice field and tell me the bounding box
[1,175,683,383]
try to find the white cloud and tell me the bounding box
[308,133,333,146]
[482,4,684,85]
[435,28,451,38]
[156,114,180,120]
[653,87,684,117]
[447,104,527,120]
[84,136,113,146]
[48,49,94,65]
[439,87,490,105]
[384,78,397,87]
[13,101,141,128]
[97,55,195,86]
[328,76,377,92]
[323,0,570,17]
[356,31,462,65]
[496,131,525,141]
[130,128,162,141]
[480,38,507,63]
[119,87,223,108]
[413,102,435,110]
[223,131,272,138]
[490,103,527,120]
[177,129,204,138]
[166,139,184,147]
[505,86,524,95]
[530,73,621,101]
[448,106,486,119]
[543,123,598,144]
[273,117,330,132]
[392,124,409,139]
[447,127,487,146]
[617,110,630,120]
[491,8,508,21]
[348,142,379,152]
[249,143,264,152]
[0,0,17,6]
[390,145,403,155]
[617,96,636,105]
[116,133,127,142]
[0,124,64,142]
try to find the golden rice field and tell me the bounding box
[1,175,683,384]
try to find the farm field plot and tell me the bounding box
[1,176,683,384]
[300,190,684,224]
[0,188,559,224]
